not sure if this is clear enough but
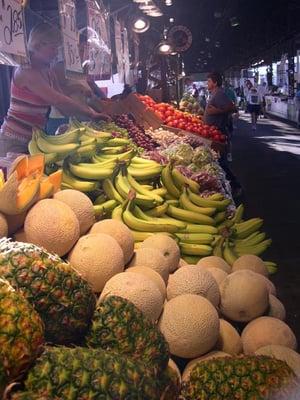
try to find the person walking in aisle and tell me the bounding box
[295,85,300,129]
[247,87,261,130]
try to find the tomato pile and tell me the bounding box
[138,95,226,143]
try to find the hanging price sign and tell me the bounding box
[0,0,27,59]
[86,0,111,77]
[58,0,82,74]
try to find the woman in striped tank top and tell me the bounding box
[0,22,109,157]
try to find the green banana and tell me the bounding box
[213,236,225,257]
[126,172,163,203]
[105,138,131,147]
[94,193,107,205]
[180,187,216,216]
[111,205,123,221]
[264,261,278,275]
[122,201,179,233]
[80,135,97,145]
[161,164,181,199]
[35,127,82,145]
[62,169,98,192]
[84,127,112,140]
[102,179,123,203]
[94,200,117,218]
[167,205,215,225]
[127,165,162,181]
[68,162,114,180]
[187,188,231,211]
[181,224,218,234]
[176,233,214,244]
[171,168,200,193]
[145,202,169,217]
[133,205,186,230]
[235,232,267,247]
[181,255,201,265]
[223,240,238,266]
[214,211,227,224]
[75,143,97,157]
[180,242,212,256]
[28,135,58,163]
[231,204,245,223]
[235,239,272,257]
[36,133,79,154]
[114,173,156,209]
[234,218,264,239]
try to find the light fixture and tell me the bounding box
[145,10,163,16]
[157,40,172,55]
[230,17,239,27]
[139,4,157,10]
[169,17,174,23]
[165,0,173,5]
[205,37,210,42]
[215,41,220,48]
[131,16,150,33]
[133,0,150,3]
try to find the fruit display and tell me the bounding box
[138,94,226,142]
[179,93,203,115]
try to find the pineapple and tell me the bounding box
[85,295,169,375]
[180,355,299,400]
[9,346,171,399]
[0,278,44,380]
[0,238,96,345]
[0,362,8,398]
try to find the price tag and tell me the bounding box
[0,0,27,58]
[58,0,82,74]
[86,0,111,77]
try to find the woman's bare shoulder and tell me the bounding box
[14,67,41,86]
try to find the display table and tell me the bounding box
[265,95,298,123]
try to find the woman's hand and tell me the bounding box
[90,110,112,122]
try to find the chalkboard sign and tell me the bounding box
[58,0,83,75]
[0,0,27,62]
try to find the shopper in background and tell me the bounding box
[204,72,242,197]
[258,82,268,118]
[192,83,199,99]
[247,87,262,130]
[0,22,109,156]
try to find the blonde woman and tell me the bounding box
[0,22,108,156]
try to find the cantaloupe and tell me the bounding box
[242,316,297,354]
[38,171,62,201]
[182,351,231,381]
[54,189,95,235]
[178,258,188,268]
[220,270,269,322]
[5,211,27,236]
[257,274,277,296]
[197,256,231,273]
[89,219,134,265]
[24,199,80,256]
[99,271,163,321]
[268,294,286,320]
[215,319,243,355]
[68,233,124,293]
[13,229,27,242]
[141,235,180,273]
[255,345,300,378]
[206,267,228,286]
[0,213,8,238]
[158,294,220,358]
[167,265,220,307]
[126,266,166,300]
[128,247,170,283]
[232,254,269,277]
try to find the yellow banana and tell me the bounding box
[235,239,272,257]
[176,233,214,244]
[102,146,127,154]
[145,202,169,217]
[181,255,201,265]
[167,205,215,226]
[94,200,118,218]
[187,188,231,211]
[213,236,225,257]
[75,143,97,157]
[223,240,238,266]
[131,156,158,165]
[161,164,181,199]
[214,211,227,225]
[29,135,58,164]
[141,184,154,191]
[36,133,79,154]
[126,172,164,203]
[134,205,186,230]
[207,193,224,201]
[151,187,167,197]
[235,232,266,247]
[180,188,216,216]
[111,205,123,221]
[180,242,212,256]
[80,135,97,145]
[114,173,156,209]
[102,179,123,203]
[234,218,264,239]
[231,204,245,223]
[166,199,179,206]
[94,193,107,205]
[105,138,131,147]
[131,231,155,242]
[35,127,82,145]
[68,162,114,180]
[171,168,200,193]
[95,149,135,162]
[127,165,162,181]
[62,169,98,192]
[122,201,179,233]
[181,224,218,234]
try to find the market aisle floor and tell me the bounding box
[231,113,300,342]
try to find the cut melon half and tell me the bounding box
[9,154,45,180]
[39,178,54,200]
[48,170,62,193]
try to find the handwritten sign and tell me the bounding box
[58,0,82,74]
[0,0,27,58]
[86,0,111,77]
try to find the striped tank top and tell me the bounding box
[1,73,51,143]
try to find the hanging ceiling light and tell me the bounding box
[131,15,150,33]
[157,40,172,55]
[133,0,150,3]
[145,10,163,16]
[230,17,239,27]
[139,4,157,11]
[165,0,172,6]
